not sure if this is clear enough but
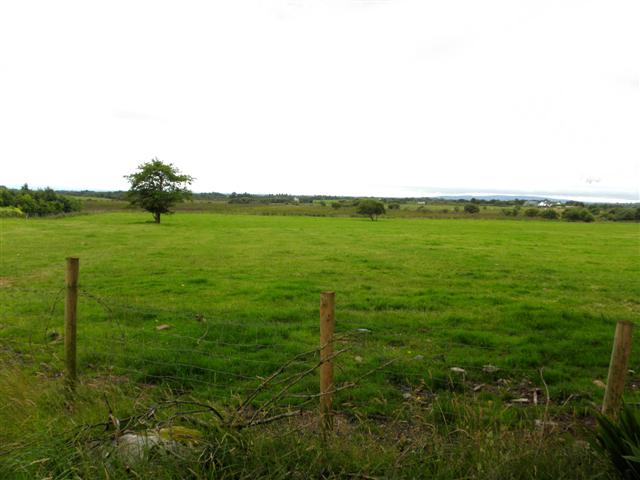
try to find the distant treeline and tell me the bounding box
[29,189,640,209]
[0,185,81,217]
[2,187,639,222]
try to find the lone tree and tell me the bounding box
[356,199,386,221]
[125,158,194,224]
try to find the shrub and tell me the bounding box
[539,209,559,220]
[463,204,479,214]
[387,203,400,210]
[594,404,640,478]
[331,202,341,209]
[503,207,521,217]
[563,208,595,222]
[612,208,640,222]
[524,208,539,217]
[0,206,24,218]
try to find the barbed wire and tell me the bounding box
[1,285,623,413]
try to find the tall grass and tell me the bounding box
[0,361,611,479]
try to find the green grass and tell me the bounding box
[1,212,639,477]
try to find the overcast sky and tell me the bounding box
[1,1,638,202]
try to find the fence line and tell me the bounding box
[1,264,635,427]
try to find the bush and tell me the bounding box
[0,206,24,218]
[387,203,400,210]
[563,208,595,222]
[612,208,640,222]
[524,208,539,217]
[331,202,341,209]
[539,209,559,220]
[463,204,479,214]
[594,404,640,478]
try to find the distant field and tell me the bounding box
[2,212,639,408]
[78,196,558,219]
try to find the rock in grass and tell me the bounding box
[114,428,200,464]
[156,324,172,331]
[115,433,164,463]
[535,419,558,429]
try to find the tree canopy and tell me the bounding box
[356,199,386,221]
[125,159,194,223]
[0,184,81,217]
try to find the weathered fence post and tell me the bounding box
[65,257,79,388]
[602,320,634,417]
[320,291,335,432]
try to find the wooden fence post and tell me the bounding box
[65,257,79,388]
[602,320,634,417]
[320,291,335,432]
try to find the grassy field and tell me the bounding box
[78,196,557,219]
[1,212,639,478]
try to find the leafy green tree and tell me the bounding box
[0,186,16,207]
[17,193,37,217]
[4,185,81,217]
[356,199,385,221]
[125,159,194,224]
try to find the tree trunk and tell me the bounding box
[154,212,161,224]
